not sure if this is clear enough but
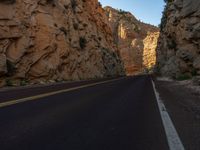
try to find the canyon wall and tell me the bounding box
[156,0,200,78]
[0,0,124,86]
[104,7,159,75]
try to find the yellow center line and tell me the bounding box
[0,77,124,108]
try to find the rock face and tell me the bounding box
[0,0,124,86]
[104,7,159,75]
[156,0,200,78]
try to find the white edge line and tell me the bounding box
[0,77,125,108]
[151,79,185,150]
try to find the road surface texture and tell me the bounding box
[155,79,200,150]
[0,76,169,150]
[0,77,121,103]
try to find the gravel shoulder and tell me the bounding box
[155,77,200,150]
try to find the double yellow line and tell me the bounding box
[0,78,124,108]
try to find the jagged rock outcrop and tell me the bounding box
[104,7,159,75]
[0,0,124,86]
[156,0,200,78]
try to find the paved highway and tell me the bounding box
[0,76,170,150]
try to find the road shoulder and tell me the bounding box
[155,78,200,150]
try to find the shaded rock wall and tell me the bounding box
[105,7,159,75]
[0,0,124,86]
[156,0,200,78]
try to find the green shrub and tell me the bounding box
[47,0,54,4]
[6,79,13,86]
[134,26,140,33]
[59,27,67,35]
[46,0,56,6]
[64,5,68,10]
[6,60,16,76]
[176,74,191,81]
[20,79,28,86]
[159,0,174,30]
[159,5,168,31]
[168,39,177,49]
[71,0,77,13]
[0,0,16,4]
[98,2,102,7]
[79,37,87,49]
[191,69,197,76]
[118,9,128,15]
[164,0,174,3]
[73,23,79,30]
[83,23,88,28]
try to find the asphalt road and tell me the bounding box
[0,76,169,150]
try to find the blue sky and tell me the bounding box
[99,0,165,26]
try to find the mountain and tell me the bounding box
[156,0,200,78]
[104,6,159,75]
[0,0,124,87]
